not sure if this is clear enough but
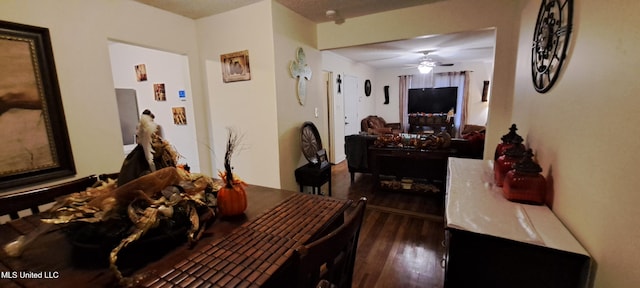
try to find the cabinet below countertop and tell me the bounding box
[444,158,591,288]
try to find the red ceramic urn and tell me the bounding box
[494,137,525,187]
[503,149,546,205]
[494,124,525,161]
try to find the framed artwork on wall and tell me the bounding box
[482,80,490,102]
[0,20,75,189]
[220,50,251,83]
[172,107,187,125]
[154,83,166,101]
[135,64,147,81]
[364,79,371,96]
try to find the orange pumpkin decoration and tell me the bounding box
[216,129,247,217]
[217,171,247,216]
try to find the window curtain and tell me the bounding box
[433,71,469,137]
[398,75,412,132]
[400,71,470,137]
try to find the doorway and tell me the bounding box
[343,75,359,136]
[115,88,139,154]
[327,73,359,164]
[108,41,201,172]
[328,72,345,164]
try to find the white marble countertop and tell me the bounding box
[445,157,589,256]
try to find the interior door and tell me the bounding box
[115,88,139,146]
[330,73,345,163]
[343,75,359,136]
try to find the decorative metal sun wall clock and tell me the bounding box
[531,0,573,93]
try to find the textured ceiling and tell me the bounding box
[133,0,443,22]
[131,0,495,69]
[276,0,445,23]
[330,29,496,68]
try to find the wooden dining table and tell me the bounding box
[0,185,351,287]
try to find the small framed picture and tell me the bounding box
[135,64,147,81]
[316,149,329,168]
[482,80,490,102]
[220,50,251,83]
[172,107,187,125]
[154,83,166,101]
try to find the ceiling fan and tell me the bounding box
[405,51,454,73]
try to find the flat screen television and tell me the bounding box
[408,87,458,114]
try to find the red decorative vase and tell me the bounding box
[494,124,525,160]
[494,138,525,187]
[503,149,546,205]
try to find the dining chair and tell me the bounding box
[293,196,367,288]
[98,172,120,182]
[0,175,100,220]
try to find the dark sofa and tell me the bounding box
[360,115,401,135]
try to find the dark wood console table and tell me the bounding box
[369,146,454,191]
[444,158,591,288]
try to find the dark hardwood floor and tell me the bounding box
[327,161,445,288]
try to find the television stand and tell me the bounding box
[408,114,454,135]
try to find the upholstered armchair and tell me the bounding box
[452,124,486,159]
[360,115,401,135]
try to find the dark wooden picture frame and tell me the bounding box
[0,20,75,190]
[482,80,490,102]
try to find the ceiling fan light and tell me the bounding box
[418,63,433,74]
[326,9,345,24]
[325,10,337,17]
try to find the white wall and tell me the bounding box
[5,1,640,286]
[0,0,209,194]
[317,0,523,159]
[320,51,378,110]
[511,1,640,286]
[315,0,640,286]
[271,2,327,191]
[321,51,376,163]
[196,1,280,188]
[108,42,200,172]
[375,61,493,128]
